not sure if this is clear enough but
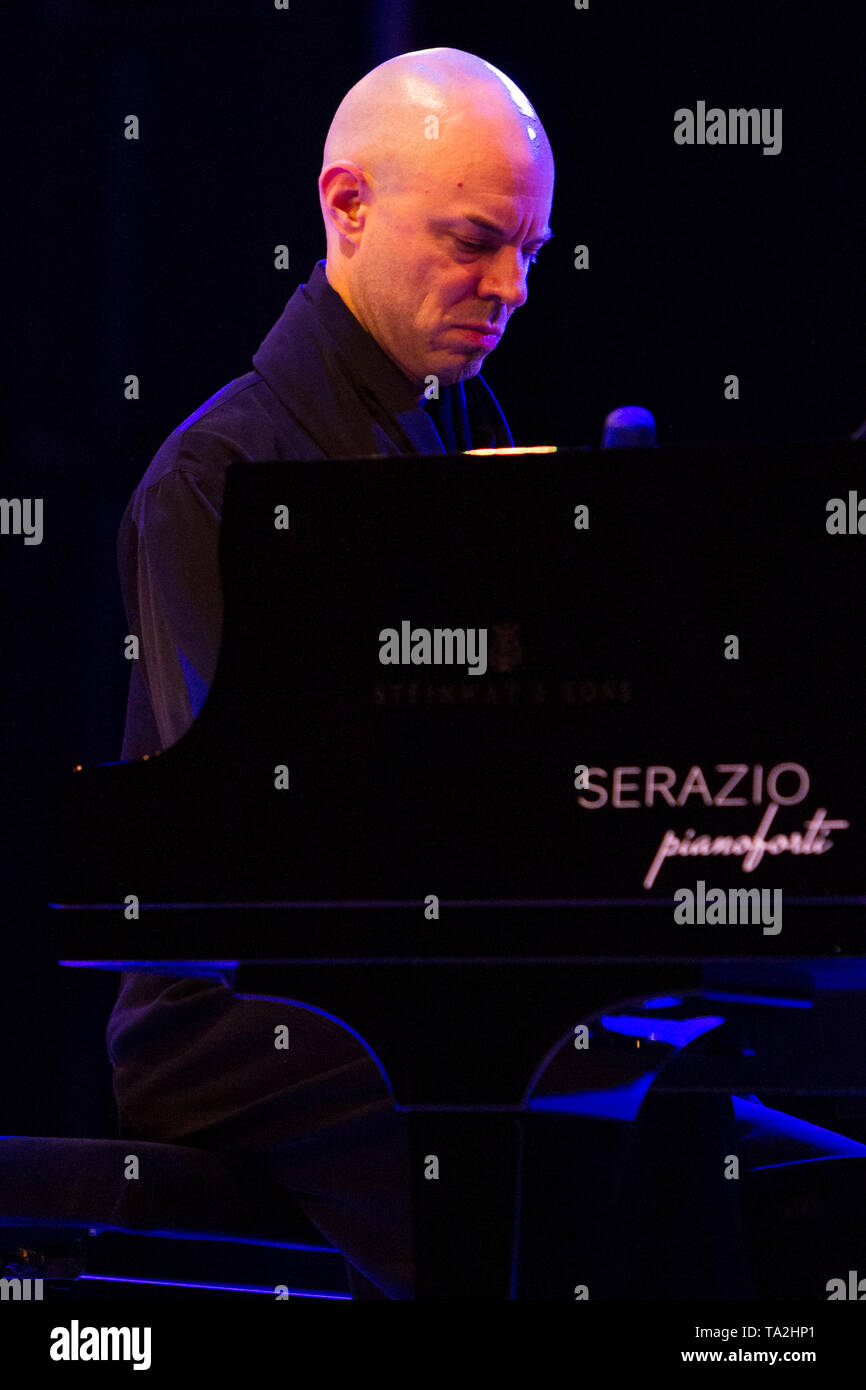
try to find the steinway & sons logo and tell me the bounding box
[374,622,630,706]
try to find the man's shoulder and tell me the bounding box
[132,370,282,497]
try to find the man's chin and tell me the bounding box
[432,355,485,387]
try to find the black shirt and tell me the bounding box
[118,259,513,760]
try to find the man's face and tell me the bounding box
[346,121,554,393]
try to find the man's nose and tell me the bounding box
[477,248,529,311]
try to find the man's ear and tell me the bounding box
[319,162,369,247]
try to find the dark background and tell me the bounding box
[2,0,863,1139]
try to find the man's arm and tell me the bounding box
[119,437,236,759]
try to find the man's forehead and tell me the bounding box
[381,95,553,223]
[414,144,551,200]
[429,163,553,229]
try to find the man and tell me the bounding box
[106,46,555,1300]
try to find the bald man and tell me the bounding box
[106,48,554,1301]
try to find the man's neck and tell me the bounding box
[323,259,428,403]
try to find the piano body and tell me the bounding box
[51,442,866,1296]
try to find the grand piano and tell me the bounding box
[51,441,866,1298]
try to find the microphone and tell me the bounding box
[601,405,657,448]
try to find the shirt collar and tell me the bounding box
[254,259,426,417]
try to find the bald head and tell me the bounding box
[322,48,552,196]
[318,47,554,394]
